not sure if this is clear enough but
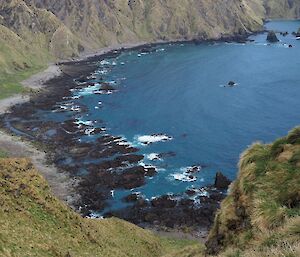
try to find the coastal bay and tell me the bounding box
[1,20,300,238]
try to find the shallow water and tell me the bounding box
[42,21,300,212]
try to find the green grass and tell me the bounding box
[160,237,204,255]
[0,158,205,257]
[207,127,300,256]
[0,66,46,99]
[0,149,8,158]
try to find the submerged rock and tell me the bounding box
[100,82,116,91]
[266,31,279,42]
[280,31,288,36]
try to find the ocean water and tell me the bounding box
[50,21,300,211]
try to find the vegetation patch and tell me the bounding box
[206,127,300,256]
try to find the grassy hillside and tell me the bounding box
[0,0,265,98]
[0,0,81,99]
[0,157,204,257]
[1,0,300,98]
[206,127,300,257]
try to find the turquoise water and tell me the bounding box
[51,21,300,211]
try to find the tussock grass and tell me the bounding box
[208,127,300,256]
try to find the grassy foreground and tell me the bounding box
[0,158,203,257]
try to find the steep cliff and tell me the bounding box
[1,0,266,63]
[1,0,300,98]
[263,0,300,18]
[206,127,300,256]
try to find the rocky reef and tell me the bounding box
[0,50,233,237]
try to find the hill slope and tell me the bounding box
[1,131,299,257]
[206,127,300,257]
[0,157,204,257]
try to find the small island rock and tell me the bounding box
[266,31,279,43]
[228,81,236,87]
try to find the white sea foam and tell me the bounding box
[88,213,104,219]
[70,95,81,99]
[84,128,95,136]
[180,165,202,173]
[74,119,94,126]
[136,134,173,145]
[70,106,81,112]
[93,90,114,95]
[170,165,202,182]
[139,161,156,170]
[77,84,101,96]
[110,190,115,197]
[100,60,110,65]
[87,75,97,80]
[146,153,162,161]
[171,173,197,182]
[98,69,108,75]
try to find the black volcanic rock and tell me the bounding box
[228,81,236,87]
[214,172,231,190]
[100,83,116,91]
[266,31,279,42]
[151,195,177,208]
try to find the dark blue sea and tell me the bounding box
[45,20,300,212]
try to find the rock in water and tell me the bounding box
[266,31,279,42]
[214,172,231,190]
[228,81,236,87]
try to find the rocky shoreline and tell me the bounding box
[0,40,242,237]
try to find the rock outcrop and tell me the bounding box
[267,30,279,42]
[214,172,231,190]
[206,127,300,256]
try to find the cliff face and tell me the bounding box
[0,0,299,80]
[263,0,300,18]
[23,0,264,49]
[0,0,266,63]
[206,127,300,256]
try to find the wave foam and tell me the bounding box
[137,134,173,145]
[146,153,162,161]
[171,173,196,182]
